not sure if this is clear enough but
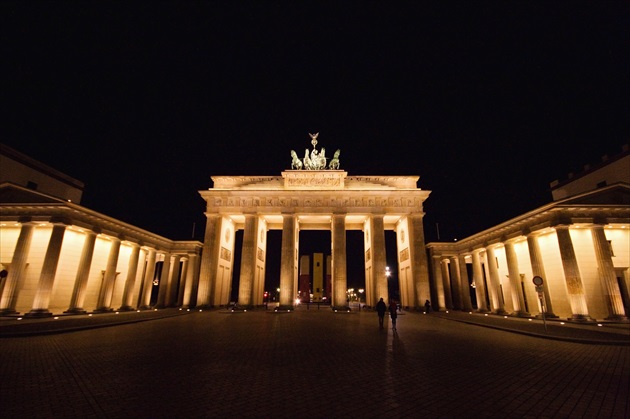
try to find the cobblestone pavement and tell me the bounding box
[1,307,628,418]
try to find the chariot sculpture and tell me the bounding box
[290,133,341,170]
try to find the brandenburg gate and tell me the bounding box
[195,134,432,310]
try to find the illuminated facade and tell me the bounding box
[196,171,432,310]
[427,147,630,321]
[0,144,202,317]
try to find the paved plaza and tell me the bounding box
[1,307,628,418]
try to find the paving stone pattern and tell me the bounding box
[1,308,628,418]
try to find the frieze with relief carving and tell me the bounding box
[210,196,425,209]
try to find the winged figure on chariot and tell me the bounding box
[290,133,341,170]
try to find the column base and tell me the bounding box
[568,314,595,322]
[605,314,629,322]
[493,309,509,315]
[63,308,87,315]
[0,309,20,316]
[514,310,533,318]
[93,307,114,314]
[25,309,53,318]
[117,306,136,312]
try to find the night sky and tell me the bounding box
[2,1,629,287]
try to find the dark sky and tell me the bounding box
[2,1,629,284]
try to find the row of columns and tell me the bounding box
[0,221,199,317]
[197,212,400,310]
[433,224,627,321]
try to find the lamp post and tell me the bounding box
[385,266,391,302]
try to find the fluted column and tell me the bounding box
[182,253,199,308]
[332,214,348,309]
[486,245,506,314]
[66,230,97,314]
[431,255,446,311]
[139,248,157,309]
[370,215,388,303]
[197,214,220,308]
[119,243,141,311]
[177,257,189,307]
[526,233,557,317]
[238,214,257,307]
[279,214,296,309]
[555,225,592,321]
[166,254,181,307]
[471,249,489,312]
[408,214,430,309]
[448,256,462,310]
[26,223,67,317]
[156,253,171,308]
[95,237,121,312]
[504,240,530,317]
[458,255,473,311]
[0,222,35,314]
[441,259,453,309]
[591,225,628,320]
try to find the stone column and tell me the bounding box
[0,222,35,314]
[166,254,181,307]
[139,248,156,309]
[26,222,67,317]
[458,255,473,311]
[591,224,628,320]
[471,249,489,312]
[431,255,446,311]
[197,214,220,308]
[408,214,430,309]
[448,256,462,310]
[279,214,296,309]
[95,237,121,312]
[504,239,530,317]
[441,259,453,310]
[156,253,171,308]
[119,242,141,311]
[177,257,189,307]
[332,214,348,309]
[486,245,507,314]
[370,215,388,303]
[66,230,97,314]
[238,214,257,307]
[526,233,557,317]
[555,225,592,321]
[182,253,199,308]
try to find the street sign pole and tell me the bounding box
[533,276,548,333]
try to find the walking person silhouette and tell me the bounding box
[389,299,398,331]
[376,298,387,329]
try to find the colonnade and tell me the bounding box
[194,172,432,311]
[195,211,431,311]
[0,220,202,317]
[429,223,629,322]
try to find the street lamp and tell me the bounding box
[358,288,364,310]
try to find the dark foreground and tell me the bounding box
[1,307,628,418]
